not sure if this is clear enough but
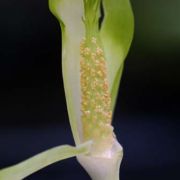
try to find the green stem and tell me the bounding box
[0,142,91,180]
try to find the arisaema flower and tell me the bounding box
[49,0,134,179]
[0,0,133,179]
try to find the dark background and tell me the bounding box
[0,0,179,179]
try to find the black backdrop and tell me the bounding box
[0,0,179,179]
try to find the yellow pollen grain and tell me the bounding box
[84,47,91,55]
[91,37,97,44]
[96,47,103,56]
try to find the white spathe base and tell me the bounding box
[77,140,123,180]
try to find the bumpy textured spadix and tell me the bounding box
[80,37,114,154]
